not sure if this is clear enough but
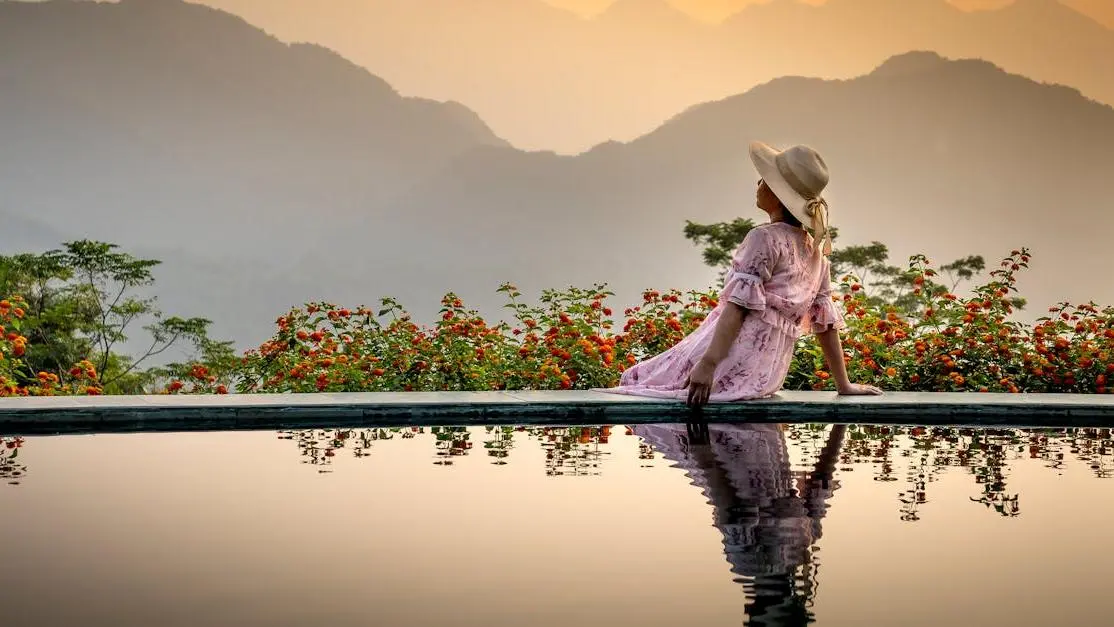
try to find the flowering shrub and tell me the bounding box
[4,247,1110,396]
[788,248,1114,394]
[1,296,104,396]
[223,249,1111,395]
[230,284,716,393]
[160,363,231,396]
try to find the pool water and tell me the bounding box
[2,423,1112,626]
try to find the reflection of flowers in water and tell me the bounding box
[432,427,472,465]
[805,425,1114,520]
[1,436,26,485]
[535,426,611,477]
[277,428,412,472]
[483,426,518,464]
[626,426,658,466]
[266,423,1114,516]
[274,425,617,473]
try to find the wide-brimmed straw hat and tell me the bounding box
[749,141,833,256]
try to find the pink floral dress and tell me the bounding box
[599,222,845,402]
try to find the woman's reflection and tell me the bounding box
[632,422,846,626]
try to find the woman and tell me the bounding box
[601,141,882,407]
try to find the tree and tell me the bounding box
[0,251,99,379]
[1,241,225,393]
[682,218,761,273]
[682,219,1016,315]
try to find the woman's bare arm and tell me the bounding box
[817,327,883,395]
[816,327,851,392]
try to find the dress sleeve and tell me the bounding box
[722,228,774,311]
[809,256,846,334]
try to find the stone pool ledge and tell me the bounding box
[2,390,1114,435]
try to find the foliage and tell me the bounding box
[787,248,1113,394]
[230,286,644,393]
[683,218,999,317]
[0,241,225,395]
[1,295,102,396]
[215,248,1112,396]
[682,217,763,273]
[2,240,1111,398]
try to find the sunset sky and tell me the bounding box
[544,0,1114,26]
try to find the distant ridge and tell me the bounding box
[1,1,1111,350]
[195,0,1114,152]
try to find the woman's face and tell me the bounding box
[756,179,782,216]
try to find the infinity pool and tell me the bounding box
[2,423,1112,626]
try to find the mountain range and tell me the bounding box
[1,0,1111,352]
[197,0,1114,153]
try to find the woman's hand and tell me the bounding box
[837,382,884,396]
[684,359,717,408]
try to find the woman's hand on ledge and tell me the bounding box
[837,382,885,396]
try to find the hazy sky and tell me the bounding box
[546,0,1114,26]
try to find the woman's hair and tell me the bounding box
[780,203,803,229]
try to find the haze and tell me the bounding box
[1,0,1111,354]
[193,0,1114,153]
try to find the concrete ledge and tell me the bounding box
[2,391,1113,435]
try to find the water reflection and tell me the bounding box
[1,436,25,485]
[833,426,1114,520]
[273,425,615,474]
[5,424,1114,626]
[634,423,844,626]
[7,425,1114,513]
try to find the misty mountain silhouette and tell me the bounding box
[199,0,1114,153]
[0,0,506,254]
[1,1,1111,351]
[347,49,1113,339]
[1066,0,1114,29]
[0,0,509,348]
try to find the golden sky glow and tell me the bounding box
[544,0,1114,27]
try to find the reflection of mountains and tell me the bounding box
[633,423,845,626]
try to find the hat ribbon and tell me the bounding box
[775,154,832,256]
[804,197,832,257]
